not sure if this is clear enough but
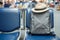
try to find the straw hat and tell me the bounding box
[32,3,49,13]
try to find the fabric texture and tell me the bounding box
[30,10,51,34]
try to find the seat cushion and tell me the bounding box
[0,8,20,32]
[0,32,19,40]
[25,33,60,40]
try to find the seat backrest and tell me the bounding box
[26,9,31,29]
[0,8,20,32]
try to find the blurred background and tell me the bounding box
[0,0,60,40]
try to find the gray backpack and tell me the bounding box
[30,10,53,34]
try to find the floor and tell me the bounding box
[20,30,25,40]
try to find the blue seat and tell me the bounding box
[0,8,20,32]
[25,33,60,40]
[0,32,19,40]
[26,9,31,29]
[0,8,20,40]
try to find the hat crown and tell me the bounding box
[35,3,47,9]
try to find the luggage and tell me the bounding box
[30,9,54,34]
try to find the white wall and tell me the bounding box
[54,7,60,37]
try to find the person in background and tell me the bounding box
[23,0,30,9]
[39,0,44,2]
[38,0,49,7]
[30,0,37,8]
[4,0,16,8]
[0,2,3,8]
[9,0,16,8]
[4,0,11,8]
[32,0,37,3]
[20,0,23,2]
[15,0,23,8]
[39,0,48,3]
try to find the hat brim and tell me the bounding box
[32,8,49,13]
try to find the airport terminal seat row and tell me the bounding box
[0,8,60,40]
[0,8,20,40]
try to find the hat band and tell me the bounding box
[35,7,47,10]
